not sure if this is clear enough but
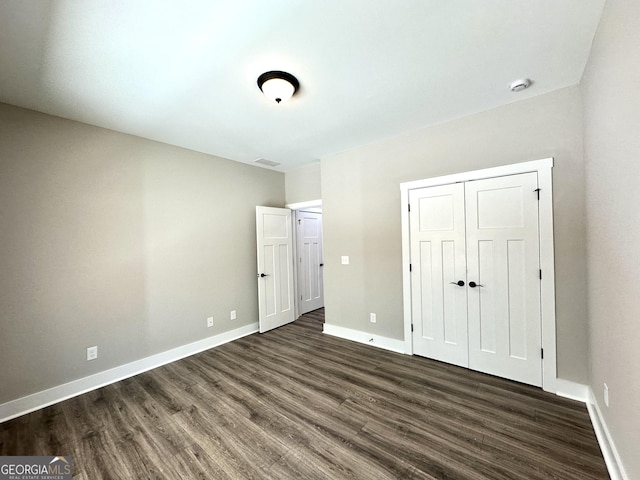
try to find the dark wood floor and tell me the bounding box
[1,309,608,479]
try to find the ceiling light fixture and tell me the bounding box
[257,71,299,104]
[510,78,532,92]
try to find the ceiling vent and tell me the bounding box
[254,158,281,167]
[510,78,532,92]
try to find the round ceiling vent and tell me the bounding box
[510,78,532,92]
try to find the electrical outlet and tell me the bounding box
[604,383,609,407]
[370,313,377,323]
[207,316,214,328]
[341,256,350,265]
[87,346,98,361]
[230,310,237,320]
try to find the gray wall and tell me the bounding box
[582,0,640,477]
[0,103,284,404]
[285,163,321,204]
[321,86,588,383]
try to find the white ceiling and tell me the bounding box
[0,0,605,172]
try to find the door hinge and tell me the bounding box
[534,188,541,200]
[541,348,544,359]
[411,324,414,332]
[539,269,542,280]
[409,263,412,272]
[408,204,411,212]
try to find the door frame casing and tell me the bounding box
[400,158,557,392]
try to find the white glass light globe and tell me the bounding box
[261,77,295,103]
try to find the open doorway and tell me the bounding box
[286,200,324,319]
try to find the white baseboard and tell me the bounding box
[322,323,406,354]
[0,322,259,424]
[541,380,628,479]
[554,378,588,402]
[586,387,628,480]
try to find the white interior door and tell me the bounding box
[465,173,542,386]
[409,183,469,367]
[409,172,542,387]
[296,211,324,314]
[256,206,295,333]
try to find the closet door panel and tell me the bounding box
[409,184,468,367]
[465,172,542,387]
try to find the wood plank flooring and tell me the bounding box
[0,309,609,479]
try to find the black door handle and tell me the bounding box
[449,280,465,287]
[258,273,269,278]
[469,281,484,288]
[320,263,324,267]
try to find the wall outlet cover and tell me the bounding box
[87,346,98,361]
[230,310,237,320]
[207,316,214,328]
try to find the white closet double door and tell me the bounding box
[410,172,542,386]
